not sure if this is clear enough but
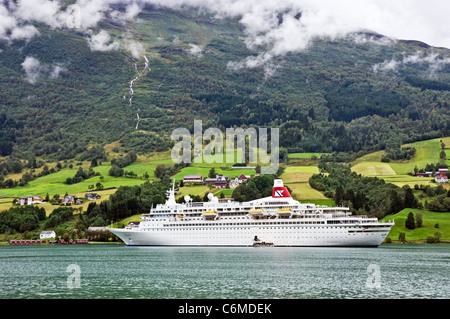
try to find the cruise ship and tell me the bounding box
[109,179,394,247]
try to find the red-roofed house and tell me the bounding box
[183,175,203,184]
[435,168,449,183]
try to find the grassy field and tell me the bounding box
[0,165,147,198]
[351,138,444,176]
[351,162,396,176]
[176,185,211,199]
[285,182,327,201]
[288,153,328,159]
[279,166,319,183]
[278,166,326,201]
[172,166,255,180]
[382,208,450,242]
[375,175,435,187]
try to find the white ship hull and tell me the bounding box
[110,223,392,247]
[110,179,393,248]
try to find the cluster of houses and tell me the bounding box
[183,174,251,189]
[60,193,101,205]
[413,168,449,183]
[15,193,101,206]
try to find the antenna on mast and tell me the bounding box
[165,178,177,205]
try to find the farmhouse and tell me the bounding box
[238,173,250,182]
[40,230,56,240]
[85,193,101,200]
[183,175,203,184]
[413,172,433,177]
[203,174,230,188]
[17,196,44,206]
[435,168,449,183]
[61,195,76,205]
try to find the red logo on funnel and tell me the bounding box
[272,187,291,198]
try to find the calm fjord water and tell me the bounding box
[0,244,448,299]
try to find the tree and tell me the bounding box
[405,212,416,229]
[154,165,165,179]
[415,212,423,228]
[398,232,406,243]
[76,213,93,231]
[404,187,417,208]
[109,165,124,177]
[45,193,50,202]
[334,186,344,206]
[440,150,446,160]
[388,190,403,214]
[208,167,216,178]
[434,232,441,243]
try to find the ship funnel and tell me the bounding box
[274,179,284,187]
[272,179,291,198]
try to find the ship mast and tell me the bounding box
[165,179,177,206]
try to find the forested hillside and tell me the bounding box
[1,5,450,162]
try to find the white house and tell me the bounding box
[17,196,44,206]
[40,231,56,240]
[435,174,449,183]
[435,168,448,183]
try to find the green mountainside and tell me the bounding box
[1,6,450,162]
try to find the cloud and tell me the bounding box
[372,51,450,76]
[0,3,39,42]
[187,43,203,58]
[86,30,120,52]
[21,56,67,84]
[9,25,40,41]
[13,0,61,27]
[49,64,67,79]
[123,39,146,59]
[21,56,43,84]
[2,0,450,70]
[131,0,450,74]
[372,59,401,73]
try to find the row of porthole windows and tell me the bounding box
[142,227,354,232]
[160,221,329,227]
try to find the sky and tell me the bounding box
[1,0,450,70]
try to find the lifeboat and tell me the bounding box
[249,209,264,215]
[276,208,291,216]
[202,210,217,218]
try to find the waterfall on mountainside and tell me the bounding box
[127,56,150,130]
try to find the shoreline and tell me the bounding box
[1,241,449,246]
